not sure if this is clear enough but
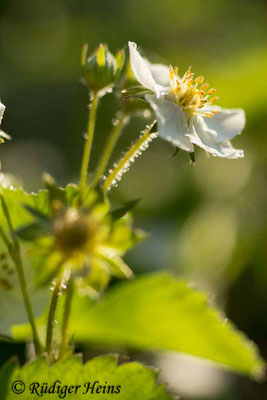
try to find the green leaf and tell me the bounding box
[65,274,264,379]
[0,355,171,399]
[0,185,79,232]
[0,279,48,338]
[0,187,49,231]
[0,185,80,240]
[0,357,18,398]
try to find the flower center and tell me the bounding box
[53,209,93,254]
[168,66,220,117]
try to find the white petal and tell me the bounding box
[148,62,170,88]
[0,130,11,140]
[128,42,168,97]
[186,115,244,159]
[146,94,194,152]
[0,102,5,125]
[204,108,245,143]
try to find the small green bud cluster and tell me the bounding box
[81,43,125,95]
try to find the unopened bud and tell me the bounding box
[81,43,125,95]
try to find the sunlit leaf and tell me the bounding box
[65,274,264,379]
[0,355,171,399]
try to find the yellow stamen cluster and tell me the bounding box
[169,66,220,117]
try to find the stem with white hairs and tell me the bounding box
[103,120,157,192]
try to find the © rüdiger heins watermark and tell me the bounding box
[11,380,121,398]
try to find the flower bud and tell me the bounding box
[81,43,125,95]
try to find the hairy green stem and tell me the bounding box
[0,226,11,248]
[12,247,42,355]
[0,195,42,355]
[103,120,157,192]
[46,278,63,358]
[0,195,13,233]
[58,274,74,359]
[79,93,100,193]
[91,114,129,188]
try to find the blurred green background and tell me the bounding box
[0,0,267,398]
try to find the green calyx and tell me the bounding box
[14,181,143,292]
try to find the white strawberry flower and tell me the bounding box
[129,42,245,159]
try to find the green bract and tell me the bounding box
[81,43,125,95]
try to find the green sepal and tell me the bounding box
[81,43,120,94]
[43,173,67,207]
[23,205,50,222]
[122,86,153,100]
[115,49,126,72]
[189,151,196,165]
[96,249,134,280]
[15,222,48,241]
[171,147,181,158]
[109,199,140,220]
[34,252,65,288]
